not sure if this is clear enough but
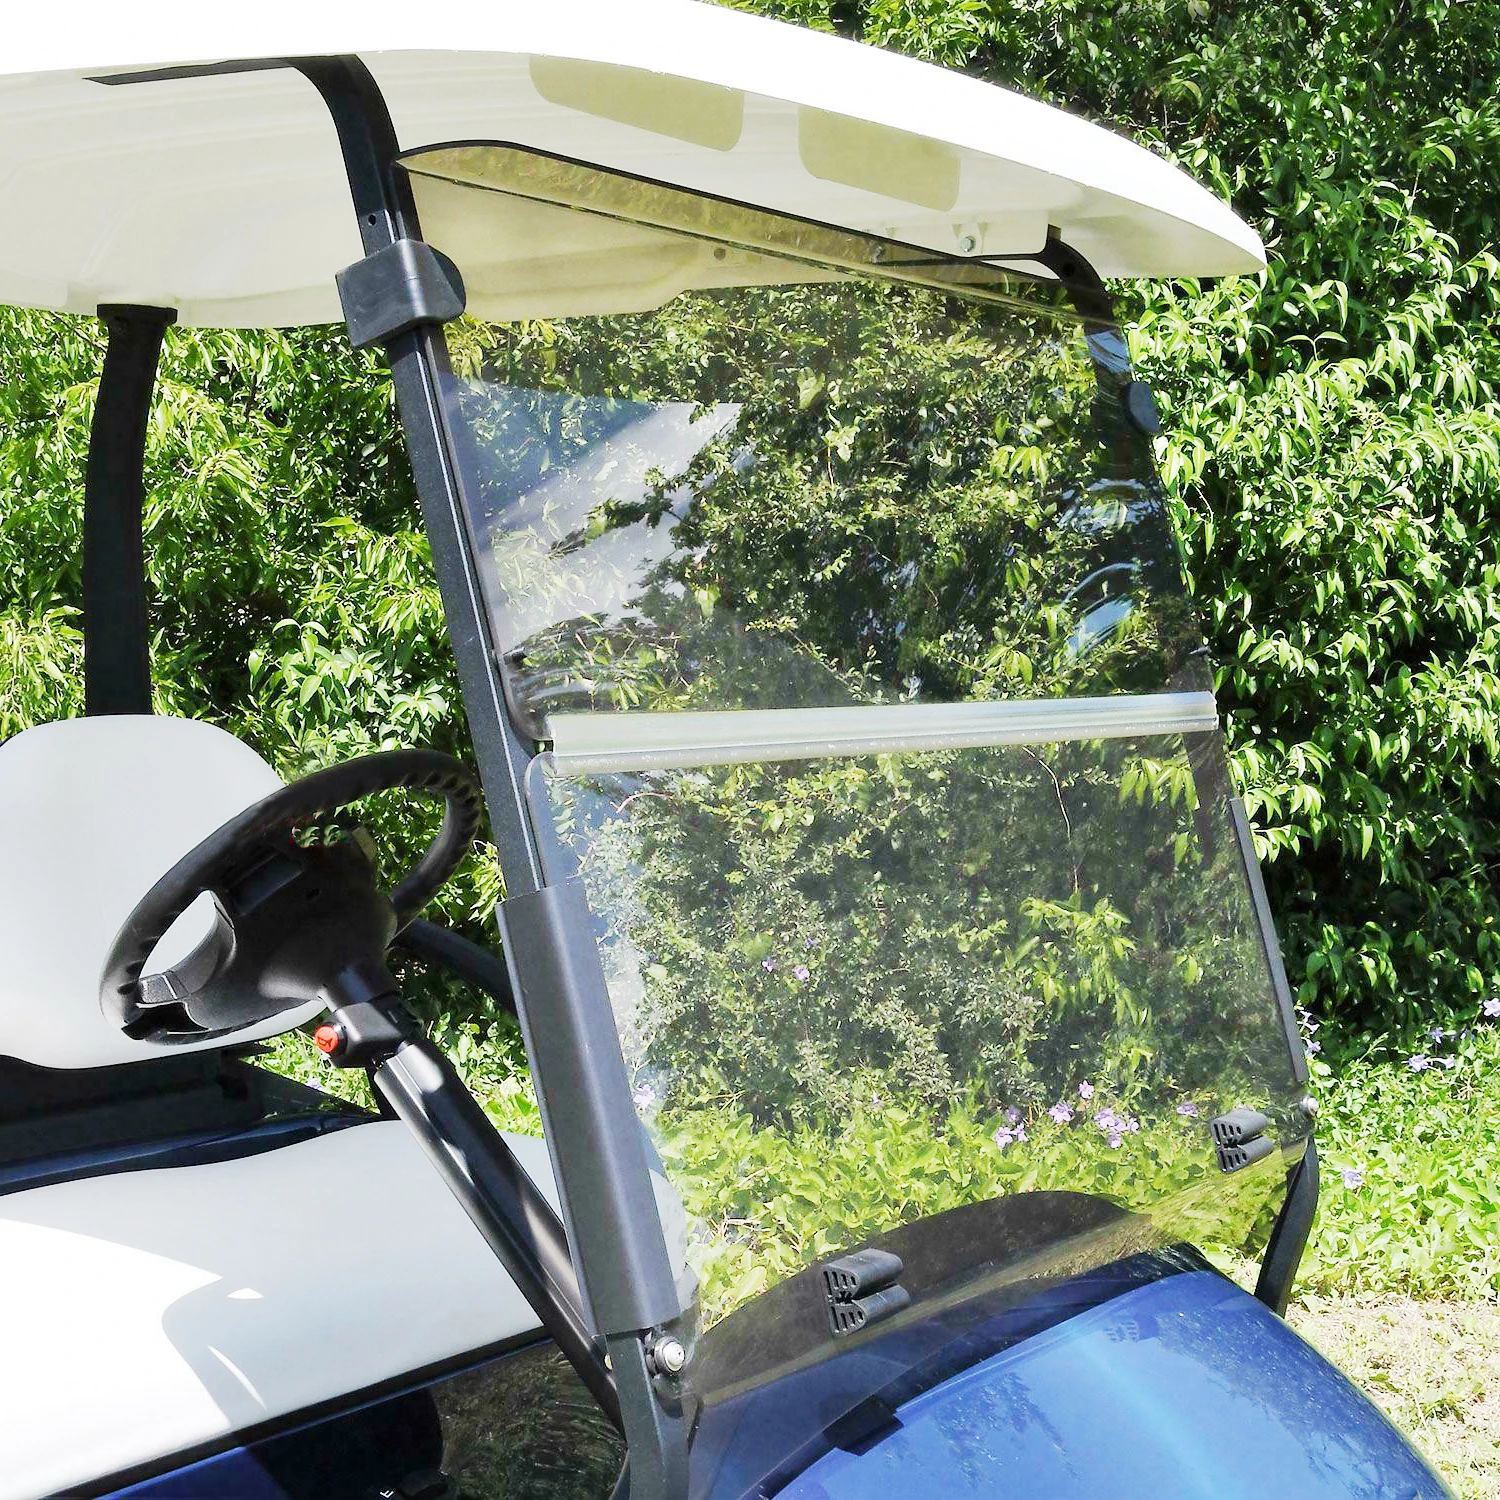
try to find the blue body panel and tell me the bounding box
[781,1270,1450,1500]
[100,1268,1449,1500]
[100,1382,451,1500]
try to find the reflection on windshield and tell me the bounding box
[450,281,1206,733]
[544,732,1302,1336]
[473,393,742,652]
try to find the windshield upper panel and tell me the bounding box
[414,148,1306,1465]
[444,279,1206,730]
[405,143,1209,730]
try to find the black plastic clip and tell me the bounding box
[1211,1106,1276,1173]
[336,240,466,350]
[1121,379,1162,435]
[823,1248,909,1337]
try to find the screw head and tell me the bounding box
[655,1336,687,1375]
[957,233,979,254]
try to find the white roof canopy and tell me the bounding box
[0,1,1266,329]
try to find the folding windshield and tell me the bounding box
[404,144,1307,1493]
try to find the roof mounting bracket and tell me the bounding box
[335,239,466,350]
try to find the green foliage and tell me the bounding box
[779,0,1500,1046]
[1303,1024,1500,1299]
[561,734,1289,1130]
[659,1085,1282,1322]
[0,317,507,933]
[1,4,1495,1055]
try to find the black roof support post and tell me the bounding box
[288,56,689,1500]
[83,304,175,716]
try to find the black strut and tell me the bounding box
[83,303,175,716]
[317,997,620,1429]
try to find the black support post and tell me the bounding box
[289,57,689,1498]
[1256,1138,1320,1316]
[291,55,545,897]
[371,1035,620,1428]
[83,304,175,716]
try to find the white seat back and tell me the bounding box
[0,715,324,1069]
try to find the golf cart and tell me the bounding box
[0,5,1453,1497]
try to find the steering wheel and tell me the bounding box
[99,750,483,1046]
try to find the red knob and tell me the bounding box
[313,1024,342,1056]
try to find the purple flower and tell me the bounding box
[761,958,777,973]
[1176,1100,1199,1118]
[1485,998,1500,1018]
[1013,1124,1027,1143]
[804,936,816,950]
[1305,1040,1321,1056]
[632,1083,657,1111]
[1048,1102,1074,1125]
[993,1127,1016,1151]
[1430,1027,1446,1044]
[1107,1132,1123,1149]
[1094,1108,1120,1132]
[1124,1116,1140,1134]
[1408,1054,1431,1072]
[1439,1056,1459,1070]
[1005,1106,1023,1125]
[1340,1167,1364,1190]
[1078,1082,1095,1100]
[793,964,810,982]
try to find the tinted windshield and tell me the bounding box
[409,146,1307,1486]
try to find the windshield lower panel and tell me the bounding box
[543,734,1302,1341]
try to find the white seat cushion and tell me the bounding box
[0,1122,556,1499]
[0,715,327,1069]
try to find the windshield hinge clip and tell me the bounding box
[1211,1106,1275,1173]
[823,1248,909,1337]
[336,239,466,350]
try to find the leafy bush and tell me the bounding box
[560,735,1292,1126]
[4,4,1495,1046]
[773,1,1500,1045]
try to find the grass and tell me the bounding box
[1301,1022,1500,1301]
[1290,1298,1500,1499]
[1285,1020,1500,1497]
